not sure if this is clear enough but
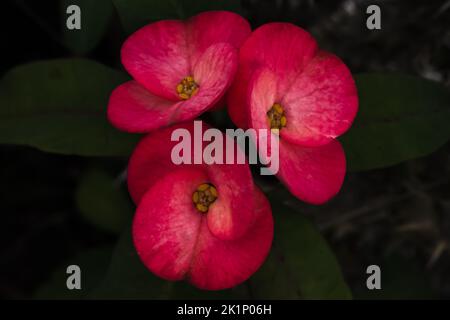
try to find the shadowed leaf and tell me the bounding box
[342,73,450,171]
[249,199,352,299]
[0,59,140,156]
[113,0,242,33]
[60,0,114,54]
[76,168,133,234]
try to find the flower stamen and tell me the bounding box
[267,103,287,132]
[176,76,199,100]
[192,183,218,213]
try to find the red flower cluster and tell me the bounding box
[108,11,358,290]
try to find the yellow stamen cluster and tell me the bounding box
[192,183,218,213]
[176,76,199,100]
[267,103,287,132]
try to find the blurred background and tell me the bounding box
[1,0,450,299]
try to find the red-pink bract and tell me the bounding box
[129,121,273,290]
[108,11,251,133]
[228,23,358,204]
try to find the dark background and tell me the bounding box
[1,0,450,299]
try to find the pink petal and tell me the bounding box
[107,81,178,133]
[189,187,273,290]
[109,44,237,133]
[280,51,358,147]
[174,43,238,122]
[227,23,317,127]
[248,68,278,132]
[240,23,317,88]
[127,122,194,204]
[132,168,207,281]
[204,149,254,241]
[187,11,251,67]
[245,68,281,157]
[278,139,346,204]
[121,11,250,103]
[121,20,189,101]
[127,121,255,240]
[227,63,256,129]
[133,175,273,290]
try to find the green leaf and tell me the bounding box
[178,0,242,18]
[91,229,246,299]
[76,168,133,234]
[60,0,114,54]
[0,59,140,156]
[249,203,352,299]
[342,73,450,171]
[90,229,166,299]
[34,246,113,299]
[113,0,242,34]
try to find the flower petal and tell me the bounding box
[109,43,237,133]
[187,11,251,66]
[240,23,317,85]
[127,121,255,240]
[133,175,273,290]
[132,168,207,281]
[227,64,254,129]
[188,187,273,290]
[205,146,254,241]
[280,51,358,147]
[121,20,189,101]
[121,12,250,103]
[244,68,281,157]
[127,122,194,204]
[277,139,346,204]
[174,43,238,122]
[228,22,317,128]
[107,81,179,133]
[248,68,278,132]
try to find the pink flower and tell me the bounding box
[228,23,358,204]
[107,11,251,133]
[129,121,273,290]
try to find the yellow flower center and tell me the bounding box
[267,103,287,132]
[192,183,218,213]
[176,76,199,100]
